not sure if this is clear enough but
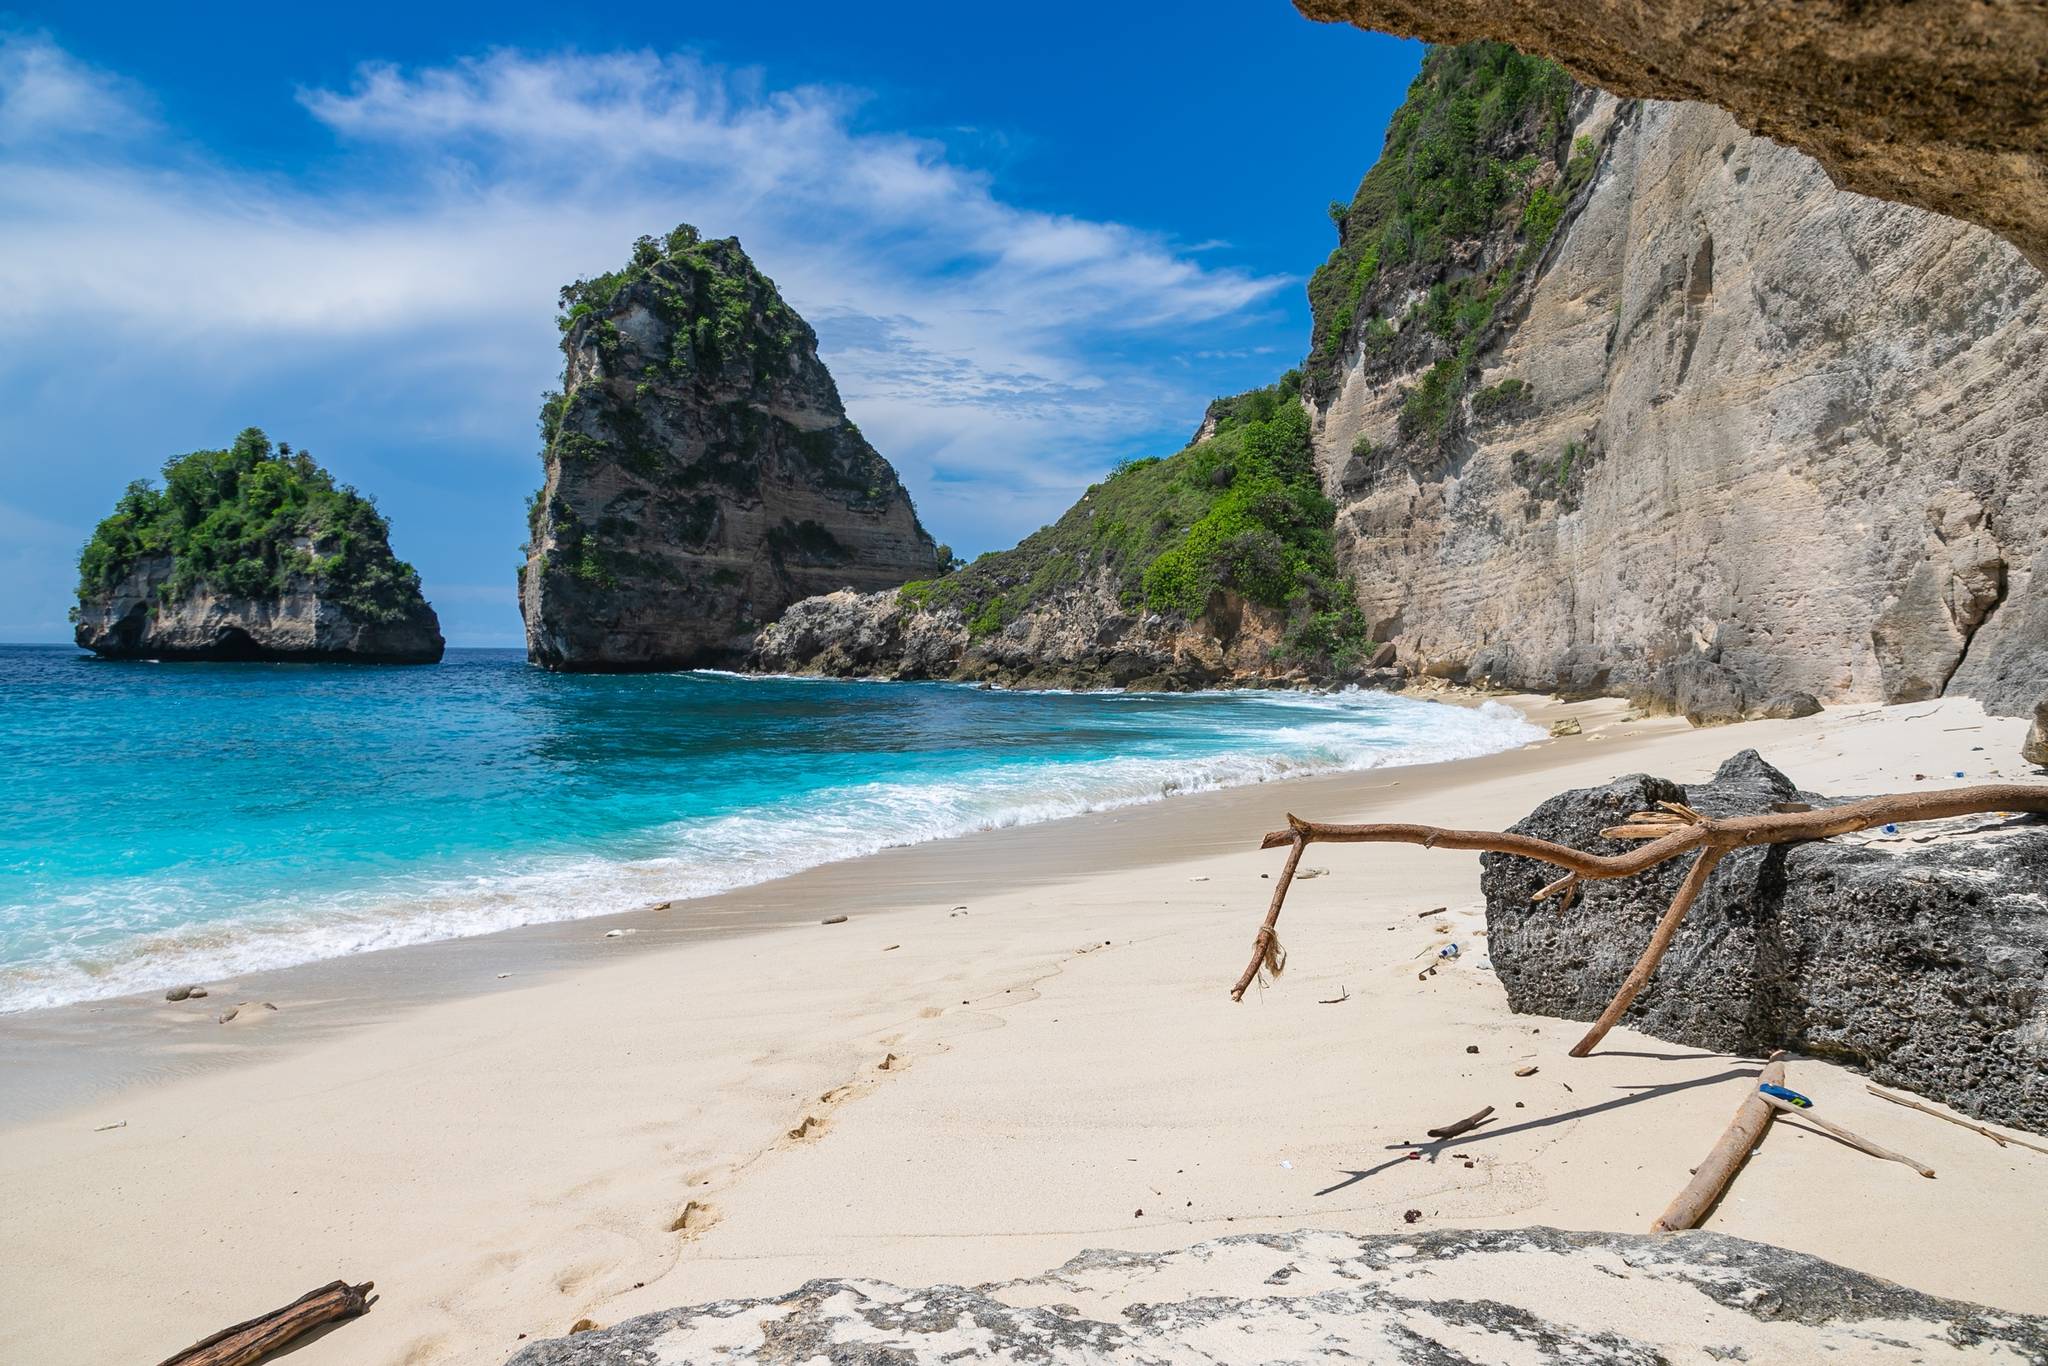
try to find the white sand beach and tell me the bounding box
[2,694,2044,1364]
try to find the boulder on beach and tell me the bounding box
[1482,750,2048,1131]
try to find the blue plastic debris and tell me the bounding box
[1883,823,1899,834]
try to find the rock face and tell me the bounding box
[2028,699,2048,767]
[72,428,442,664]
[1311,67,2047,718]
[1293,0,2048,274]
[1482,751,2048,1132]
[519,226,940,671]
[505,1226,2048,1363]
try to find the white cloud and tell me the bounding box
[0,37,1298,639]
[0,31,150,146]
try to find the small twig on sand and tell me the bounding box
[157,1280,375,1366]
[1317,987,1350,1004]
[1866,1085,2048,1156]
[1426,1105,1495,1141]
[1653,1054,1785,1232]
[1765,1096,1934,1177]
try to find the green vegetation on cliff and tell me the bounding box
[896,374,1371,671]
[556,223,805,382]
[1305,43,1590,416]
[74,428,428,622]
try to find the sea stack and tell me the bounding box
[518,225,942,671]
[72,428,443,663]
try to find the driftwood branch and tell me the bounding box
[157,1280,375,1366]
[1866,1084,2048,1155]
[1652,1054,1786,1232]
[1231,783,2048,1055]
[1765,1096,1935,1177]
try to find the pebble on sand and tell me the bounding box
[165,985,193,1002]
[821,915,848,925]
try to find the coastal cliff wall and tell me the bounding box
[753,45,2046,717]
[1309,70,2047,719]
[520,226,940,672]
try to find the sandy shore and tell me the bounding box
[2,693,2043,1363]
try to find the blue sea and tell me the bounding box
[0,645,1540,1012]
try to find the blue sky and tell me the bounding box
[0,2,1420,645]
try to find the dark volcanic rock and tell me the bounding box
[504,1226,2048,1363]
[1293,0,2048,273]
[519,226,940,672]
[1483,751,2048,1131]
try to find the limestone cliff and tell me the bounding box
[519,226,941,671]
[72,428,442,664]
[1310,49,2048,719]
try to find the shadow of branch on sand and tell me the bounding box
[1314,1063,1762,1197]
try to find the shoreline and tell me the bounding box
[0,683,1550,1118]
[0,662,1533,1023]
[4,693,2043,1366]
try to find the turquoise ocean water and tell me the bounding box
[0,645,1539,1012]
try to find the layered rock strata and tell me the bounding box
[1315,88,2047,717]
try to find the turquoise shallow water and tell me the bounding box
[0,645,1539,1011]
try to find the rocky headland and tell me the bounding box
[519,226,942,671]
[753,378,1393,690]
[71,428,442,663]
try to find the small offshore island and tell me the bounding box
[72,429,443,663]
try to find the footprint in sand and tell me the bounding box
[668,1199,718,1235]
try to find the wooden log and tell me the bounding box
[157,1280,375,1366]
[1763,1096,1935,1177]
[1652,1055,1784,1232]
